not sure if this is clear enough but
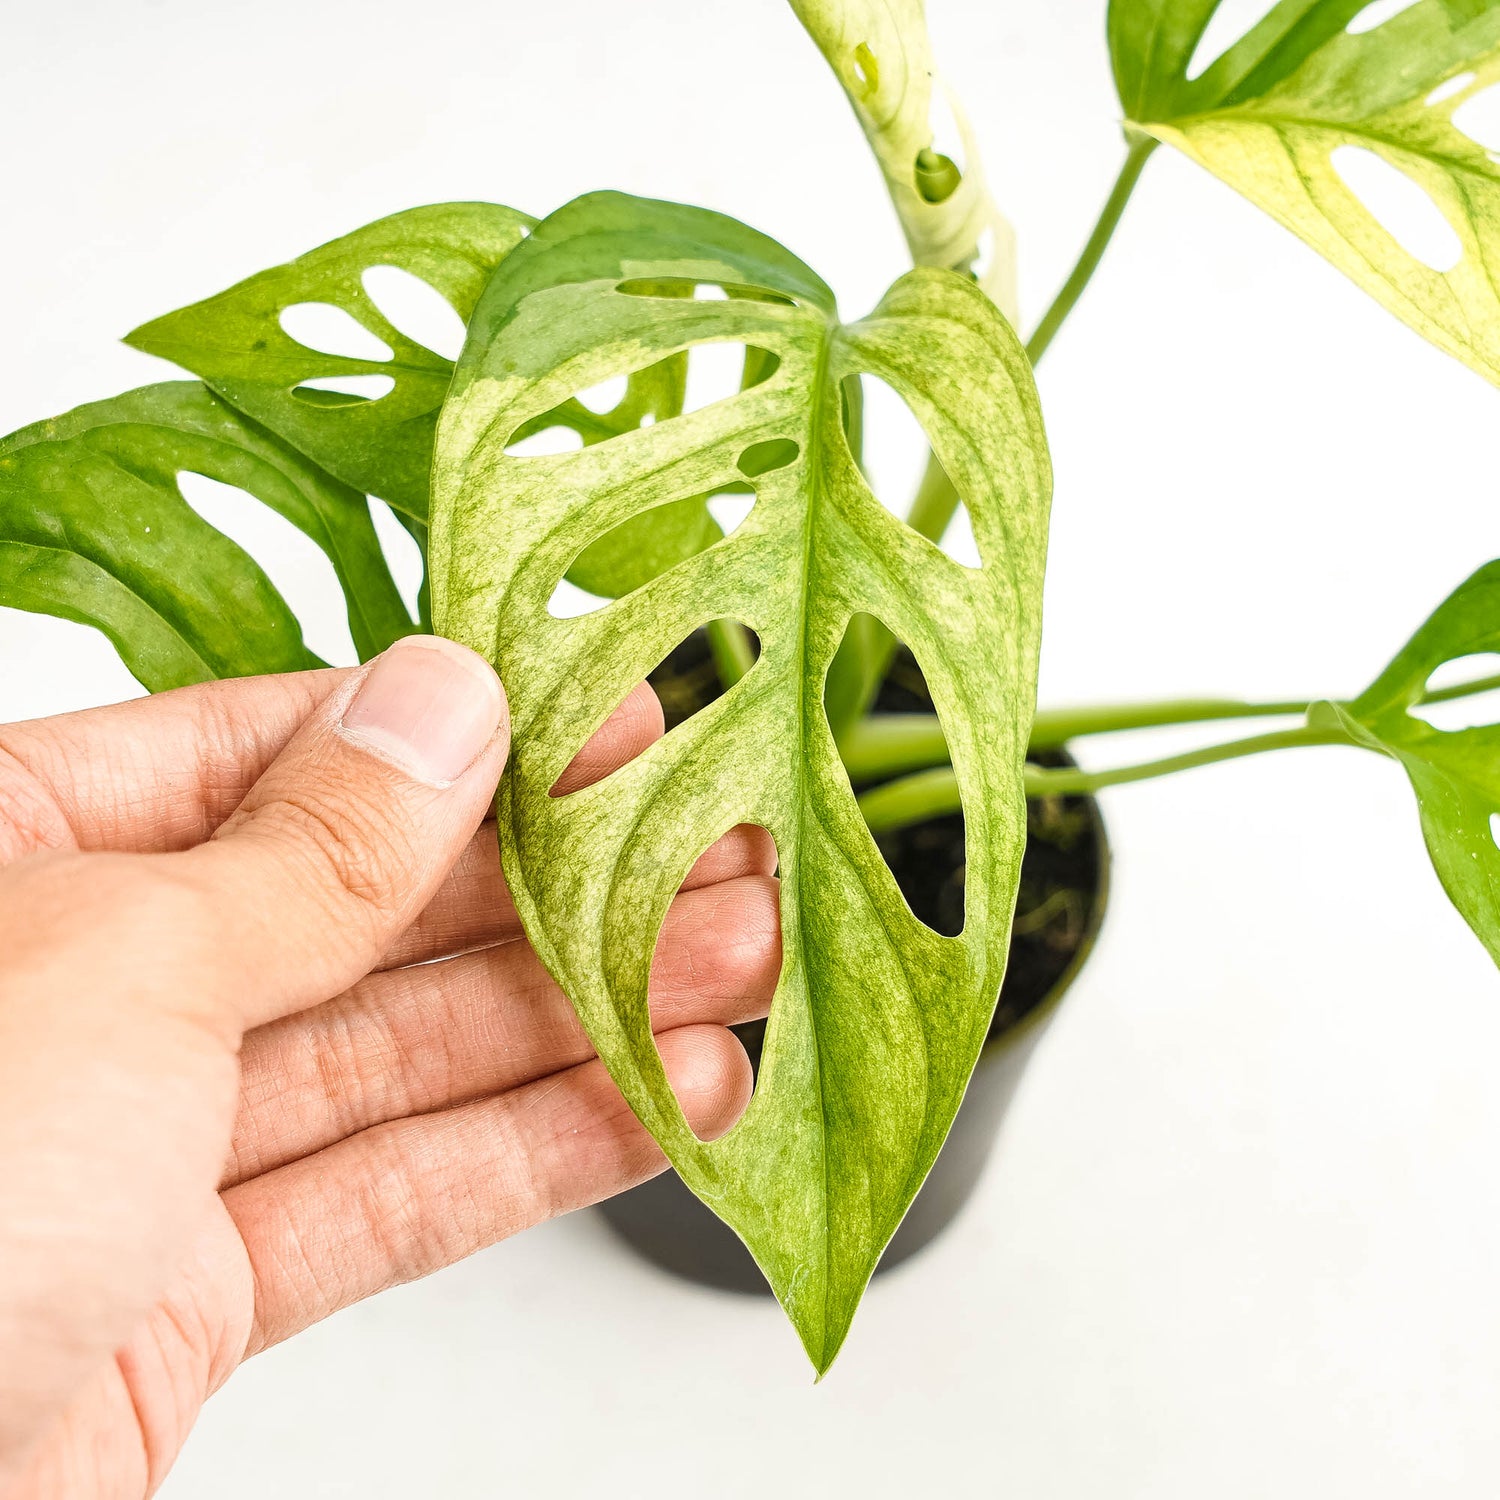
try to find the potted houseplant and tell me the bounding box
[2,0,1499,1378]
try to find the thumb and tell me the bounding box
[183,634,508,1029]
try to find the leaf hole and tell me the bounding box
[546,486,756,617]
[858,374,979,566]
[1185,0,1271,80]
[1330,146,1463,272]
[1491,812,1500,852]
[706,492,756,533]
[548,624,762,798]
[1346,0,1421,33]
[279,301,394,363]
[1452,84,1500,150]
[367,498,425,625]
[360,265,468,362]
[291,374,395,405]
[737,438,799,477]
[175,471,355,666]
[574,373,631,414]
[650,623,761,735]
[648,821,783,1143]
[851,41,878,94]
[925,87,967,179]
[615,278,797,308]
[682,345,780,415]
[1427,71,1477,109]
[827,624,966,936]
[503,425,586,458]
[1410,653,1500,731]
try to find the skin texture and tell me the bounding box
[0,639,779,1498]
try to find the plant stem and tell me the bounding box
[1029,694,1311,748]
[858,723,1351,835]
[707,618,757,688]
[841,714,951,782]
[846,671,1500,784]
[1026,136,1159,368]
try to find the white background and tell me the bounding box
[5,1,1500,1495]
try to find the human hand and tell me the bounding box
[0,637,778,1498]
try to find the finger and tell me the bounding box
[227,1024,751,1354]
[0,669,347,859]
[177,636,508,1029]
[227,874,780,1184]
[382,817,779,969]
[0,669,661,862]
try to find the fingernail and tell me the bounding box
[339,636,505,786]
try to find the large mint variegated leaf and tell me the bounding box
[1108,0,1500,383]
[0,382,408,688]
[1312,561,1500,965]
[431,193,1051,1372]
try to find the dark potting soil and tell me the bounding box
[648,633,1105,1059]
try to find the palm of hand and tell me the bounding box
[0,659,776,1497]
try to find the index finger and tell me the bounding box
[0,667,664,858]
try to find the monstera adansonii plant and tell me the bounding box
[5,0,1500,1372]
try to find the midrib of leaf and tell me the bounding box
[1145,106,1499,180]
[791,334,840,1364]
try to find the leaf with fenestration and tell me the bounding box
[124,203,721,596]
[1312,560,1500,965]
[1109,0,1500,382]
[431,192,1051,1372]
[788,0,1018,319]
[125,204,534,516]
[0,382,407,687]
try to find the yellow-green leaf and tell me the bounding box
[1313,559,1500,964]
[431,192,1051,1373]
[1110,0,1500,382]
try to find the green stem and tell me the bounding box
[707,618,757,688]
[858,724,1351,835]
[842,670,1500,785]
[1029,694,1310,749]
[841,714,951,782]
[1026,136,1158,368]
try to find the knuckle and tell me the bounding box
[237,784,416,934]
[0,734,75,861]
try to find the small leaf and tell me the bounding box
[125,203,534,516]
[0,382,406,687]
[1108,0,1500,383]
[431,192,1051,1372]
[127,204,721,598]
[1313,559,1500,964]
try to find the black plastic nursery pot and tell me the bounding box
[596,638,1111,1293]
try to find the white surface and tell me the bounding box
[5,2,1500,1495]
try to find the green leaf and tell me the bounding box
[125,203,722,598]
[1312,559,1500,965]
[431,192,1051,1372]
[1108,0,1500,383]
[0,382,406,687]
[125,203,534,516]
